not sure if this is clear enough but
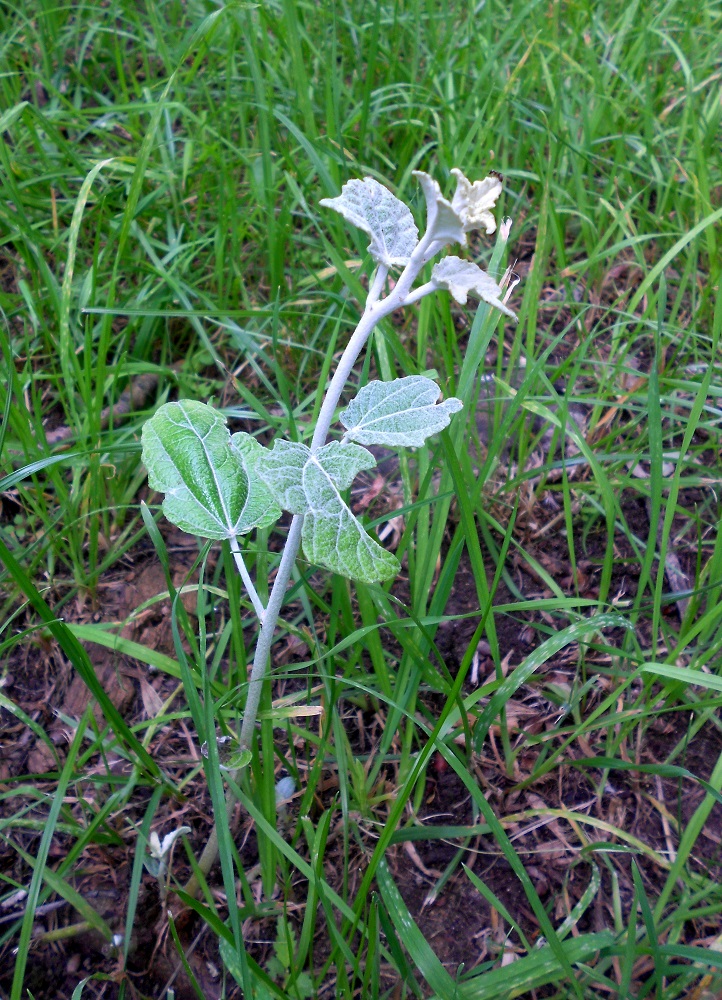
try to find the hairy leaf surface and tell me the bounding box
[142,401,279,539]
[320,177,418,268]
[450,168,502,235]
[301,474,399,583]
[413,171,467,248]
[256,439,398,582]
[431,257,517,318]
[231,432,282,528]
[413,168,503,248]
[340,377,463,448]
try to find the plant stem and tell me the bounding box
[238,514,303,749]
[32,921,96,945]
[310,293,386,450]
[188,232,452,894]
[188,261,425,893]
[228,535,265,620]
[186,520,305,896]
[243,258,417,742]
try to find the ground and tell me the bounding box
[2,465,720,998]
[1,152,719,998]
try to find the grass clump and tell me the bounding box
[1,1,721,998]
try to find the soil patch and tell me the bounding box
[2,439,721,997]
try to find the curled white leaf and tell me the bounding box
[320,177,418,268]
[431,257,517,319]
[413,171,467,248]
[149,826,191,861]
[450,169,503,236]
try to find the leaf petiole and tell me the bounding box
[228,535,265,620]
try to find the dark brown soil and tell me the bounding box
[2,464,721,1000]
[2,244,721,996]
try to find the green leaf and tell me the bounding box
[641,661,722,692]
[141,401,280,539]
[256,440,376,509]
[301,473,399,582]
[434,933,614,999]
[295,973,314,999]
[340,376,463,448]
[220,939,279,998]
[253,439,310,514]
[315,439,376,487]
[274,916,297,969]
[266,956,285,980]
[231,431,283,527]
[256,439,399,583]
[319,177,418,268]
[201,735,252,772]
[376,858,458,996]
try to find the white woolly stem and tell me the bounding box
[228,535,265,620]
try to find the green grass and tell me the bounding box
[1,0,722,997]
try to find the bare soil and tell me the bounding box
[2,241,721,997]
[2,471,721,1000]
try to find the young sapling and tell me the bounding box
[144,825,191,903]
[141,167,516,889]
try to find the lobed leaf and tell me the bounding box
[320,177,419,268]
[431,256,517,318]
[301,462,399,583]
[142,401,280,540]
[252,439,311,515]
[314,439,377,487]
[256,439,398,583]
[340,376,463,448]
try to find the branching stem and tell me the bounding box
[182,173,511,897]
[185,255,441,895]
